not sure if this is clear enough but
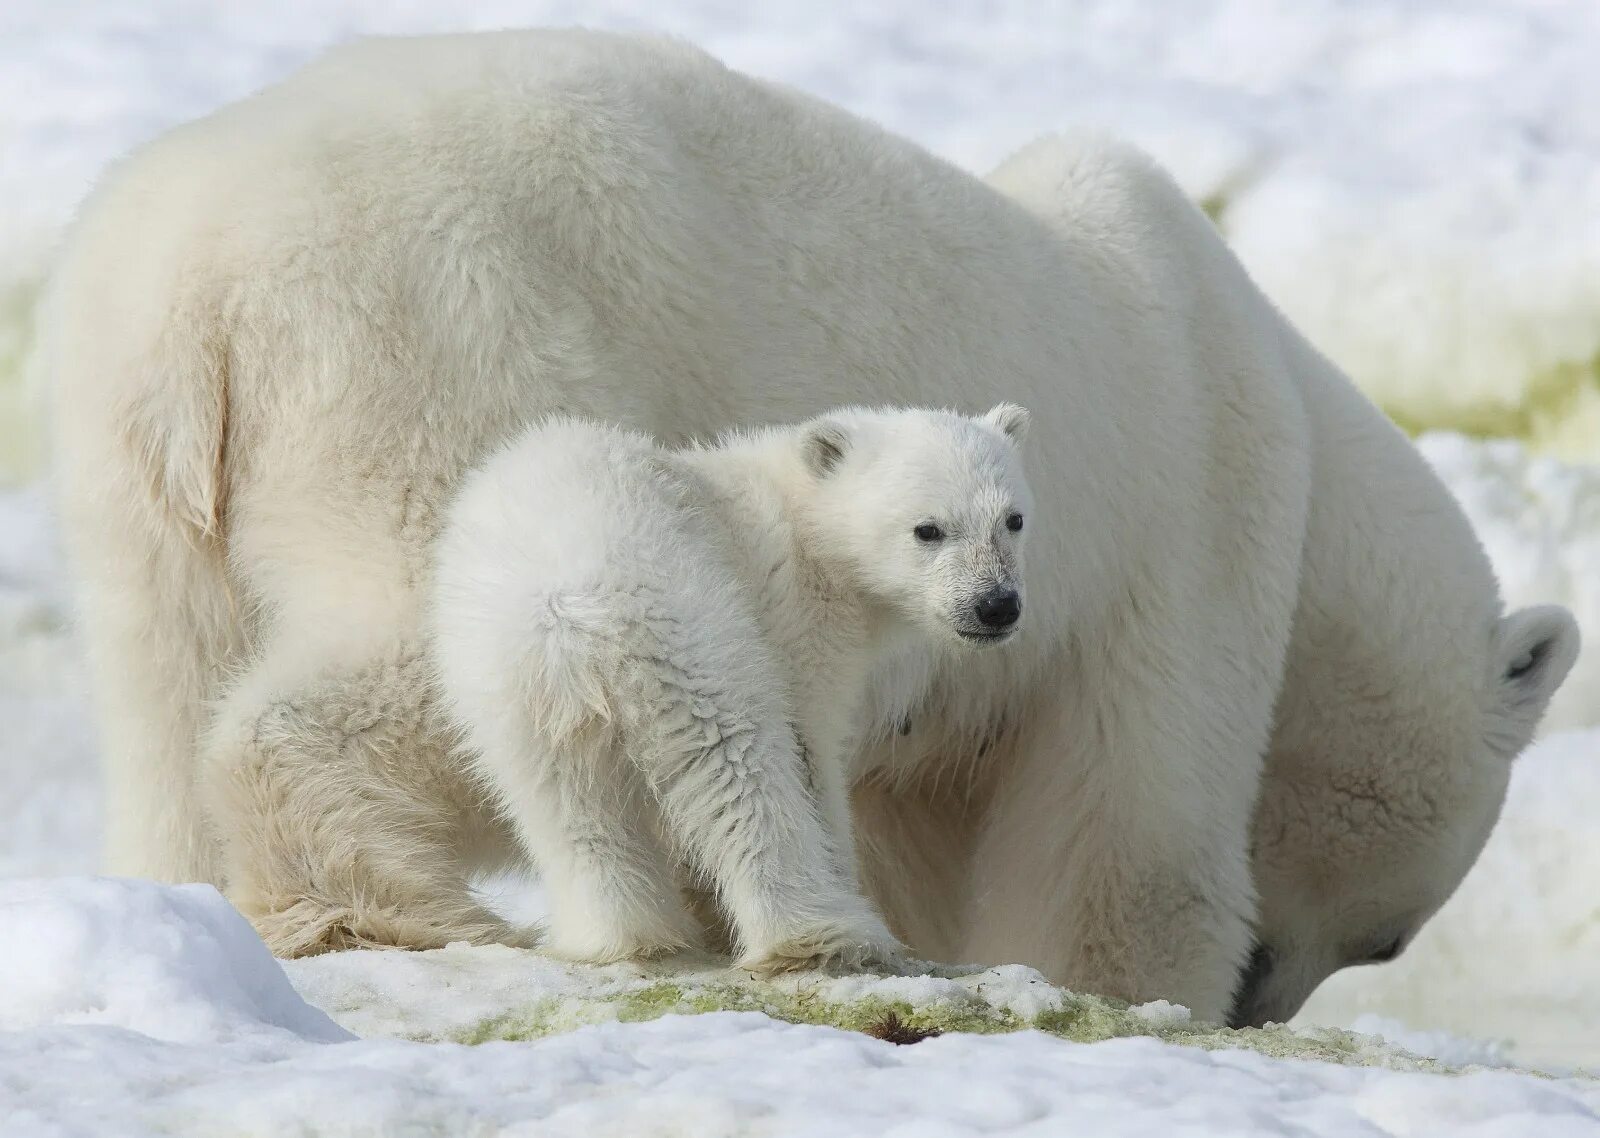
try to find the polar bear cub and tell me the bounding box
[430,403,1033,972]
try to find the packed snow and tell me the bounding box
[6,877,1600,1137]
[5,1,1600,1133]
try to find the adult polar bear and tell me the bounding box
[44,30,1577,1026]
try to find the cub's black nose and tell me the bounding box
[974,589,1021,629]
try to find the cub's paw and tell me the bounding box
[539,909,703,966]
[737,918,909,977]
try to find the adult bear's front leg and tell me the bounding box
[956,620,1266,1024]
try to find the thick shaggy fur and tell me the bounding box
[42,30,1578,1023]
[430,406,1031,972]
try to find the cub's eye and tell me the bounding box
[1006,513,1024,533]
[913,523,945,543]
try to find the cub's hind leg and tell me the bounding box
[470,713,704,965]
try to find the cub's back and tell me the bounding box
[436,418,696,601]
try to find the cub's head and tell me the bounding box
[797,403,1033,647]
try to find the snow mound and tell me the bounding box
[0,876,352,1045]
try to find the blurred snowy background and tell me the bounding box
[3,3,1599,1129]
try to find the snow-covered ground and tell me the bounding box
[6,876,1600,1137]
[6,2,1600,1133]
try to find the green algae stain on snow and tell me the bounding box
[605,981,1027,1037]
[1383,351,1600,462]
[432,958,1446,1072]
[288,942,1451,1070]
[444,978,1027,1045]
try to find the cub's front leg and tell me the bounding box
[627,651,908,976]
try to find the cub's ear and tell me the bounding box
[1492,604,1580,732]
[981,402,1031,445]
[803,421,850,477]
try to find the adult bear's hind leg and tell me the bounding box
[203,639,532,957]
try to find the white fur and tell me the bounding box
[39,30,1578,1021]
[429,407,1031,971]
